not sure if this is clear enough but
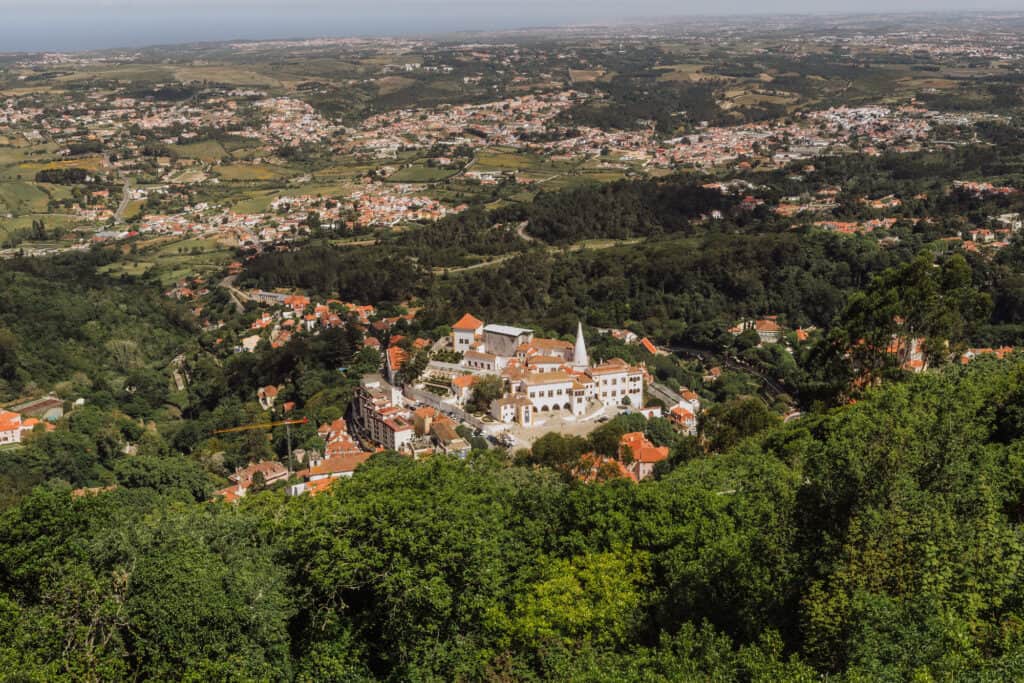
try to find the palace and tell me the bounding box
[450,314,647,425]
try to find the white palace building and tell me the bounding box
[450,313,648,426]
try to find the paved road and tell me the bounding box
[219,273,249,314]
[648,381,682,407]
[113,179,131,225]
[432,253,517,275]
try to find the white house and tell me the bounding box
[0,410,43,445]
[452,313,484,351]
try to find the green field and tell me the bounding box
[386,165,458,183]
[215,164,289,181]
[172,141,229,162]
[229,191,278,213]
[0,181,50,215]
[123,200,146,221]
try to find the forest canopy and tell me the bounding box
[3,358,1024,679]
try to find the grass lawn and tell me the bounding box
[473,149,552,172]
[57,66,175,83]
[98,261,155,278]
[313,162,379,179]
[655,63,708,82]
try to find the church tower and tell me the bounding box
[573,321,589,371]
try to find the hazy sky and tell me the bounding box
[2,0,1021,52]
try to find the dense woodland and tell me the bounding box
[4,359,1024,679]
[0,254,194,402]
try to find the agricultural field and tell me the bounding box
[655,63,711,82]
[172,140,229,162]
[568,69,606,83]
[214,164,291,182]
[172,65,285,88]
[0,181,49,215]
[386,164,458,183]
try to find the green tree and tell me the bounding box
[467,374,504,413]
[701,397,778,453]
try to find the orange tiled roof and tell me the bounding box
[453,313,484,331]
[308,452,372,477]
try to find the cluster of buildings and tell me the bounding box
[346,185,464,226]
[444,314,648,426]
[953,181,1020,198]
[248,97,337,146]
[236,295,377,353]
[350,92,585,157]
[961,346,1016,365]
[354,375,470,456]
[216,415,377,501]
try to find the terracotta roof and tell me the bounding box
[755,319,783,333]
[303,477,337,496]
[670,406,695,422]
[575,453,637,483]
[531,338,573,351]
[453,313,484,331]
[620,432,670,464]
[230,460,288,486]
[0,410,21,432]
[589,359,638,375]
[308,452,372,476]
[386,346,409,371]
[640,338,658,354]
[523,371,575,385]
[527,355,566,365]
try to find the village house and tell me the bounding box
[0,410,49,445]
[257,385,279,411]
[668,387,701,436]
[620,432,670,481]
[215,460,289,502]
[730,317,784,344]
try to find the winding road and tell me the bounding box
[219,273,250,314]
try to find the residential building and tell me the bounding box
[620,432,669,481]
[355,374,415,451]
